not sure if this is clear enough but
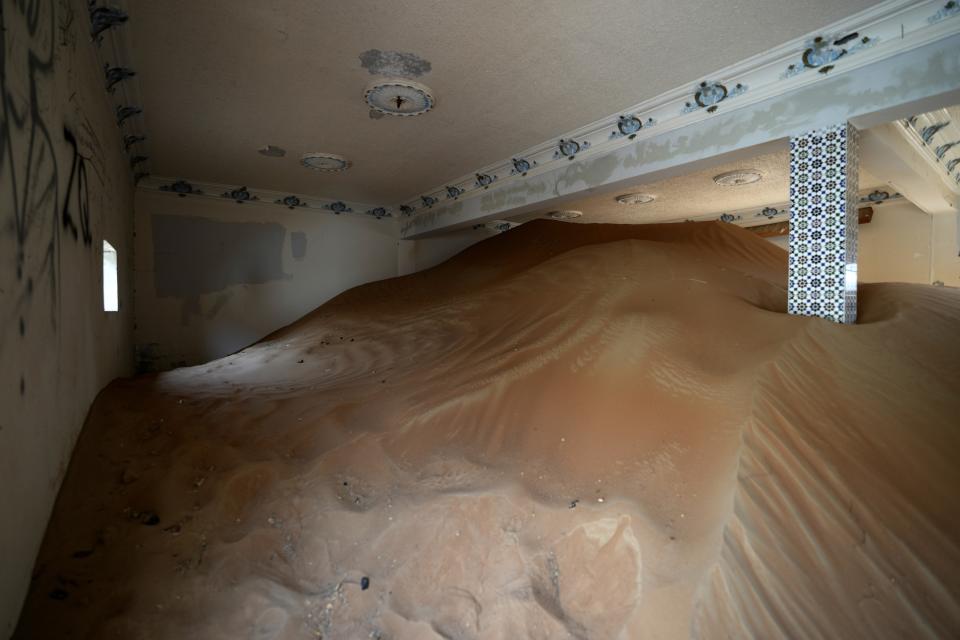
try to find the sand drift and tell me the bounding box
[15,221,960,639]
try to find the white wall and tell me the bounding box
[931,211,960,287]
[858,201,934,284]
[766,200,959,286]
[0,1,135,634]
[134,191,400,370]
[398,228,498,276]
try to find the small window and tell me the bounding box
[103,240,119,312]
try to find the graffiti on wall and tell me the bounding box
[1,0,107,396]
[1,0,61,338]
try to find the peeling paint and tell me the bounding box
[403,35,960,238]
[152,215,288,298]
[359,49,431,77]
[291,231,307,260]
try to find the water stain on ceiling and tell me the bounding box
[359,49,432,77]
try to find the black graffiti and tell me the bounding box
[61,126,92,246]
[1,0,59,301]
[3,0,105,360]
[2,0,59,401]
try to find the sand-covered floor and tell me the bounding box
[14,221,960,639]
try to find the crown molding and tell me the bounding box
[468,191,904,232]
[397,0,960,220]
[704,190,905,227]
[137,176,397,221]
[897,107,960,193]
[86,1,153,184]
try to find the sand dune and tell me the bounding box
[14,221,960,639]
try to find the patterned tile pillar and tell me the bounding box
[788,123,860,324]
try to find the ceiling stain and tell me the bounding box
[258,145,286,157]
[359,49,431,78]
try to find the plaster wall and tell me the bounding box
[767,200,955,285]
[931,210,960,286]
[859,201,934,284]
[134,191,399,371]
[398,228,498,276]
[0,1,136,635]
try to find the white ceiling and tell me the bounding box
[520,148,886,225]
[126,0,879,205]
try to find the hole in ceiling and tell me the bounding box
[365,81,434,117]
[713,169,763,186]
[359,49,432,77]
[301,153,351,172]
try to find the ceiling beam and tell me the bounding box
[860,122,960,216]
[402,27,960,239]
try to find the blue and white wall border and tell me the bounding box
[140,176,396,222]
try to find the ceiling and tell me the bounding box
[517,149,886,225]
[126,0,879,205]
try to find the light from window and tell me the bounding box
[103,240,119,312]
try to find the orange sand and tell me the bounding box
[14,221,960,638]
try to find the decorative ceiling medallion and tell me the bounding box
[615,193,655,205]
[365,80,435,117]
[546,210,583,220]
[713,169,763,187]
[301,153,351,172]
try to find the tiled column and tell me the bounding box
[788,123,860,324]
